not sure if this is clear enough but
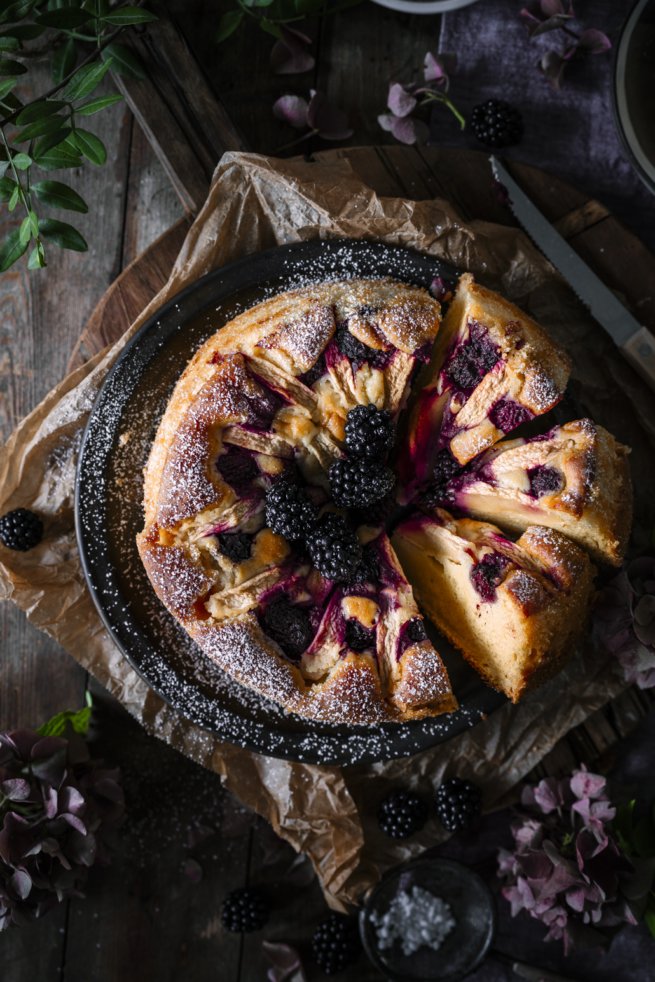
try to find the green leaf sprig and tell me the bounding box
[0,1,158,273]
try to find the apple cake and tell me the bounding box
[137,270,632,720]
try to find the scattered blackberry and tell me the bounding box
[378,790,429,839]
[221,888,269,933]
[470,99,523,149]
[406,617,427,643]
[345,619,375,652]
[344,404,394,458]
[329,458,395,509]
[217,531,252,563]
[306,513,362,582]
[262,599,313,659]
[312,913,361,975]
[264,478,317,542]
[0,508,43,551]
[435,778,482,832]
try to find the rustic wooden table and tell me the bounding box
[1,2,655,980]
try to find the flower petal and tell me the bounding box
[273,94,309,130]
[387,82,417,118]
[270,27,315,75]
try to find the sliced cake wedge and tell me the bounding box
[399,273,571,501]
[392,509,594,703]
[437,419,632,566]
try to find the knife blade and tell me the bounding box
[490,155,655,392]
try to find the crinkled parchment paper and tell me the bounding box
[1,152,654,908]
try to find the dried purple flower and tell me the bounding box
[519,2,611,88]
[0,721,123,931]
[497,766,637,951]
[270,27,315,76]
[378,53,464,147]
[273,90,353,145]
[593,557,655,689]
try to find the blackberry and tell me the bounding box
[378,790,429,839]
[470,552,509,603]
[262,599,313,659]
[329,458,395,509]
[432,448,459,487]
[344,404,394,459]
[406,617,427,643]
[306,513,362,582]
[528,465,563,499]
[335,323,374,363]
[217,531,252,563]
[299,353,326,388]
[445,328,500,391]
[264,478,317,542]
[350,544,380,584]
[0,508,43,551]
[470,99,523,149]
[312,913,361,975]
[345,619,375,652]
[435,777,482,832]
[221,888,269,933]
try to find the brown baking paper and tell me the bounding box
[2,151,654,908]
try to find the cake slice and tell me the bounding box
[399,273,571,502]
[392,509,594,702]
[437,419,631,566]
[189,530,457,723]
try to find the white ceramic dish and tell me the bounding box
[371,0,480,14]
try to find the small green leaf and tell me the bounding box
[16,114,67,143]
[0,225,27,270]
[33,141,81,171]
[7,183,18,210]
[0,57,26,75]
[100,6,158,25]
[18,214,31,246]
[51,36,76,86]
[36,9,92,30]
[32,179,87,213]
[69,128,106,165]
[75,93,123,116]
[11,151,31,169]
[101,42,144,79]
[33,126,73,159]
[0,173,13,196]
[37,700,92,737]
[38,217,87,252]
[259,18,282,38]
[16,99,66,125]
[0,36,19,51]
[215,10,244,43]
[27,241,46,269]
[0,75,15,99]
[61,59,113,102]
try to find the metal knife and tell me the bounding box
[490,155,655,392]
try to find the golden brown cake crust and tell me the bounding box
[137,277,457,725]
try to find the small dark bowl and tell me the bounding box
[613,0,655,194]
[360,855,496,981]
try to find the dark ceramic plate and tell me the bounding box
[614,0,655,194]
[75,238,506,766]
